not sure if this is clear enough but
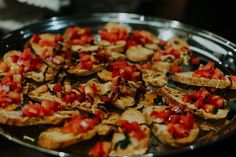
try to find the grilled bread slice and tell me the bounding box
[38,111,114,149]
[172,72,231,89]
[157,86,229,120]
[0,110,76,126]
[30,33,69,70]
[144,105,199,147]
[109,109,150,156]
[151,37,190,73]
[125,45,154,62]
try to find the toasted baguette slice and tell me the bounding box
[67,64,104,76]
[38,112,112,149]
[125,45,154,62]
[30,34,69,70]
[0,110,76,126]
[38,126,97,149]
[109,109,150,156]
[158,86,229,120]
[141,69,167,87]
[144,106,199,147]
[172,72,231,89]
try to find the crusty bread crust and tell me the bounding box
[172,72,231,89]
[158,86,229,120]
[0,110,75,126]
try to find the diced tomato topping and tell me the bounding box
[22,100,63,117]
[230,75,236,82]
[64,27,93,45]
[109,61,127,71]
[31,34,41,43]
[193,61,225,80]
[11,55,20,63]
[99,28,128,43]
[62,92,84,103]
[170,66,182,73]
[53,83,62,93]
[80,53,91,62]
[119,120,146,140]
[0,62,9,72]
[202,104,216,113]
[79,61,93,70]
[191,57,201,64]
[61,113,100,134]
[89,141,107,157]
[168,123,188,138]
[182,87,225,112]
[54,34,63,43]
[95,50,110,63]
[21,48,33,60]
[151,105,195,138]
[39,40,57,47]
[0,97,13,108]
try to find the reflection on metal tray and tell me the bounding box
[1,13,236,157]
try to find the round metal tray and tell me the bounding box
[1,13,236,157]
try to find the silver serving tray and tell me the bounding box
[1,13,236,157]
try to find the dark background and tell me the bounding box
[0,0,236,157]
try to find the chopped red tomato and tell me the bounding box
[62,92,84,103]
[109,61,127,71]
[170,66,182,73]
[61,114,99,134]
[64,27,93,45]
[95,50,110,62]
[119,120,146,140]
[11,55,20,63]
[22,100,63,117]
[193,61,225,80]
[182,87,225,112]
[21,48,33,60]
[80,61,93,70]
[168,123,188,138]
[230,75,236,82]
[89,141,107,157]
[31,34,41,43]
[151,105,194,138]
[99,28,128,43]
[53,83,62,93]
[202,104,216,113]
[0,62,9,72]
[191,57,200,64]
